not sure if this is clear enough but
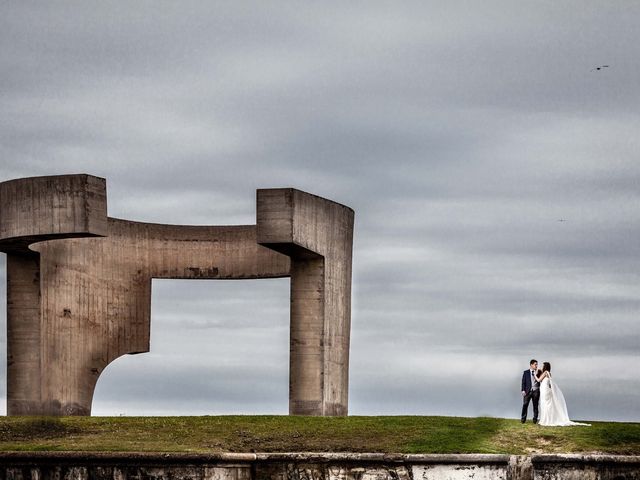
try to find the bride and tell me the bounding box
[536,362,590,427]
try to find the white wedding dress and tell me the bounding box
[538,375,590,426]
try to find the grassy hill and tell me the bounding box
[1,416,639,455]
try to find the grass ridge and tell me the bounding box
[0,416,638,455]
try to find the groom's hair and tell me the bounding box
[530,359,537,365]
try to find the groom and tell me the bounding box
[521,359,540,424]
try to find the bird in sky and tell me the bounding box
[591,65,609,71]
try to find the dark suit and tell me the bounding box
[521,369,540,423]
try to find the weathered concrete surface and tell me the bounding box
[0,174,107,254]
[1,174,354,416]
[531,454,640,479]
[1,453,638,480]
[257,189,355,416]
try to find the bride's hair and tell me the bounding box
[542,362,551,372]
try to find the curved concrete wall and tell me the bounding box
[0,175,354,416]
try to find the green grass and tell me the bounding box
[0,416,638,455]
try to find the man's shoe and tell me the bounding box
[521,419,526,424]
[533,419,538,424]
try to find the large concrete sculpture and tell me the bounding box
[0,174,354,416]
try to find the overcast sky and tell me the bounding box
[1,1,639,421]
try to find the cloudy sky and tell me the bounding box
[1,1,639,421]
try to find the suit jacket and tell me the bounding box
[521,369,539,393]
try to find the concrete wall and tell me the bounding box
[257,189,354,416]
[0,175,354,416]
[1,453,639,480]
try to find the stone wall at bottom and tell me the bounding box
[531,454,640,480]
[0,453,639,480]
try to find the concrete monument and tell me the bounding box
[0,174,354,416]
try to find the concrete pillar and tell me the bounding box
[257,188,354,416]
[6,254,41,415]
[1,174,108,415]
[289,257,325,414]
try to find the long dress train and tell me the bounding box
[538,375,590,426]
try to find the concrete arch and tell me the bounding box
[0,174,354,416]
